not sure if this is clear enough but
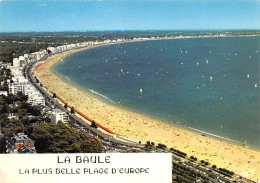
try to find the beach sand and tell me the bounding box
[35,46,260,181]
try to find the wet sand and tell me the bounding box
[35,46,260,181]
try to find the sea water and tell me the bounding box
[52,36,260,147]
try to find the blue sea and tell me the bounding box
[52,36,260,148]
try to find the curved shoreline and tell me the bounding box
[35,42,260,180]
[51,66,259,150]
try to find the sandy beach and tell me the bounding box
[35,46,260,181]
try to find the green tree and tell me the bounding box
[28,122,102,153]
[91,120,97,128]
[71,106,75,114]
[89,136,103,153]
[0,136,7,153]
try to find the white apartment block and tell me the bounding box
[9,82,45,106]
[19,56,25,62]
[51,109,69,124]
[13,58,20,67]
[47,47,57,54]
[9,82,28,95]
[24,54,29,59]
[27,92,45,106]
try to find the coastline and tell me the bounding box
[35,42,260,180]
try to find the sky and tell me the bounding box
[0,0,259,32]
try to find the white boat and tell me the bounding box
[210,76,213,81]
[140,88,143,94]
[255,83,258,88]
[247,74,250,78]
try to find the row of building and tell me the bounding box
[8,42,99,106]
[8,66,46,106]
[2,39,141,154]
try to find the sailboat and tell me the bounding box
[140,88,143,94]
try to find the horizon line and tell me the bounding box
[1,28,260,34]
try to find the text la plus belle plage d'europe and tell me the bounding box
[19,155,150,175]
[19,155,112,175]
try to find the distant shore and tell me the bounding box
[35,39,260,181]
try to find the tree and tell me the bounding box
[201,160,205,164]
[17,92,28,101]
[52,93,56,98]
[212,165,217,169]
[30,105,42,116]
[91,120,98,128]
[0,103,9,114]
[28,122,103,153]
[89,136,103,153]
[71,106,75,114]
[0,136,7,153]
[64,103,68,109]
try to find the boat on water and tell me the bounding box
[140,88,143,94]
[255,83,258,88]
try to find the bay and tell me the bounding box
[52,36,260,147]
